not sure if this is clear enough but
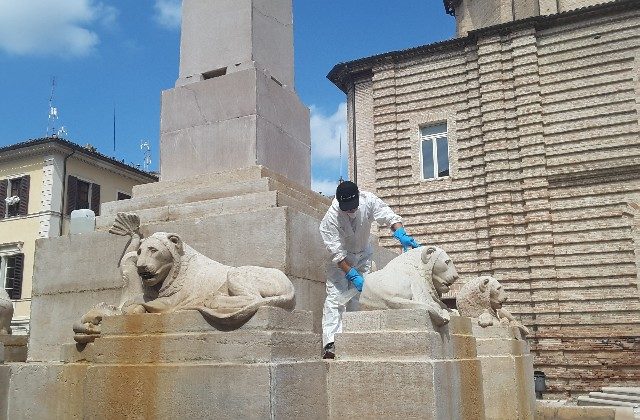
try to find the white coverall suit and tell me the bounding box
[319,191,402,346]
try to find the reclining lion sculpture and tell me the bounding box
[456,276,530,337]
[359,245,459,326]
[74,213,295,343]
[0,288,13,335]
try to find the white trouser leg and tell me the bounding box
[322,253,371,347]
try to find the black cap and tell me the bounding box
[336,181,359,211]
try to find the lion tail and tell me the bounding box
[199,283,296,325]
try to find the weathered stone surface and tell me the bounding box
[84,362,327,420]
[0,336,27,363]
[5,363,88,420]
[535,400,635,420]
[330,310,485,419]
[178,0,294,88]
[471,323,536,420]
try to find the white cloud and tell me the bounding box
[154,0,182,30]
[310,102,348,196]
[0,0,115,57]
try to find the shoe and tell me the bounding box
[322,342,335,359]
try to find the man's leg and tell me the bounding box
[322,265,349,357]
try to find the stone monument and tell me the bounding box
[161,0,311,185]
[457,276,536,420]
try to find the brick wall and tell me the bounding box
[346,4,640,397]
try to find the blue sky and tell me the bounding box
[0,0,454,195]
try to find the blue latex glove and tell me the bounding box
[393,227,421,252]
[345,267,365,292]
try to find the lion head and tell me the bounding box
[456,276,506,318]
[136,232,184,287]
[421,246,459,296]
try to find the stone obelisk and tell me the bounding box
[159,0,311,187]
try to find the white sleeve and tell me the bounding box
[370,193,402,227]
[319,214,348,265]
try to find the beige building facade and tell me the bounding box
[329,0,640,396]
[0,137,157,332]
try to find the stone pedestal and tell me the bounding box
[7,308,327,419]
[28,166,396,362]
[328,310,486,419]
[472,323,536,420]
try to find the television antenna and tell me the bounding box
[140,140,152,172]
[47,77,59,137]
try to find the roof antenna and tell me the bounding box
[47,77,58,137]
[140,139,152,172]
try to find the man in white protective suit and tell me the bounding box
[319,180,421,359]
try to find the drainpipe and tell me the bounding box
[59,150,76,236]
[351,83,358,185]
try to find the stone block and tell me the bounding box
[160,115,310,186]
[84,361,326,420]
[90,330,320,364]
[330,310,485,419]
[161,69,309,144]
[28,289,121,362]
[179,0,293,88]
[0,336,28,362]
[328,359,484,419]
[5,363,88,420]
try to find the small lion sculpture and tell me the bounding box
[456,276,530,337]
[0,288,13,335]
[360,245,459,327]
[74,213,295,343]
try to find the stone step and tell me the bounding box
[89,330,320,364]
[602,387,640,397]
[98,177,328,229]
[101,177,273,216]
[589,392,640,404]
[577,396,639,408]
[132,165,330,211]
[336,330,477,361]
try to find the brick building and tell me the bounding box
[328,0,640,397]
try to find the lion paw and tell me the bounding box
[478,311,494,328]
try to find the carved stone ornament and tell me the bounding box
[359,245,459,326]
[456,276,530,337]
[0,287,13,335]
[73,212,295,343]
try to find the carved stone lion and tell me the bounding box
[0,288,13,335]
[73,213,295,343]
[359,245,459,326]
[456,276,530,337]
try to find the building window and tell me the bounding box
[0,176,30,219]
[66,175,101,216]
[117,192,131,201]
[420,123,449,180]
[1,253,24,300]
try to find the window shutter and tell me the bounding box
[91,183,100,216]
[18,175,30,216]
[66,175,78,216]
[0,179,6,219]
[9,253,24,300]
